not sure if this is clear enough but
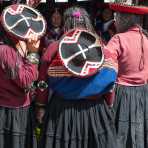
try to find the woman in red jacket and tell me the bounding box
[0,27,40,148]
[36,6,118,148]
[104,2,148,148]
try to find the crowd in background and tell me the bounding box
[1,1,148,148]
[0,1,115,147]
[0,1,116,49]
[0,0,116,143]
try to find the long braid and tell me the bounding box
[116,12,148,71]
[142,28,148,38]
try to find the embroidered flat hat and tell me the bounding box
[59,29,104,77]
[109,2,148,14]
[1,4,46,40]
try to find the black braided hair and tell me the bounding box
[115,12,141,32]
[115,12,148,37]
[0,25,16,48]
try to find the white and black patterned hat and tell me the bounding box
[59,29,104,77]
[1,4,46,40]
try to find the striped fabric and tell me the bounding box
[48,53,73,77]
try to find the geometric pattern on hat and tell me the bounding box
[59,29,104,77]
[1,4,46,40]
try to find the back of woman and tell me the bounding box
[36,6,118,148]
[107,26,148,85]
[104,3,148,148]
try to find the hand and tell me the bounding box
[27,34,40,53]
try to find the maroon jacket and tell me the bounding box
[0,45,38,108]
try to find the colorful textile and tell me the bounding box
[37,40,117,105]
[48,67,117,99]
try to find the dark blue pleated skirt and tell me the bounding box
[113,84,148,148]
[0,106,37,148]
[39,94,117,148]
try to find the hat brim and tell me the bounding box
[1,4,46,40]
[109,3,148,15]
[59,29,104,77]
